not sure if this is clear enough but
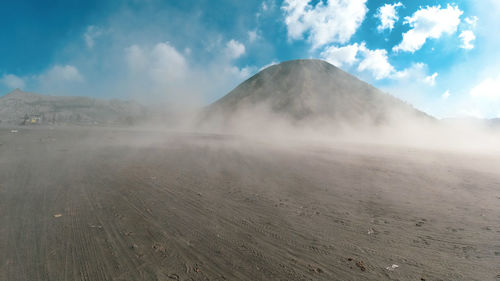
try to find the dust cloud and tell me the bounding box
[2,60,500,281]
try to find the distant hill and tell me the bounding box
[204,59,433,127]
[442,117,500,128]
[0,89,147,126]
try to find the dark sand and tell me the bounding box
[0,127,499,280]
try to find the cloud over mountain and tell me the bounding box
[282,0,367,48]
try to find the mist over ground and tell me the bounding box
[2,59,499,154]
[178,60,500,154]
[2,126,499,280]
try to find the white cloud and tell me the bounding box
[375,2,403,32]
[225,39,246,59]
[259,60,279,71]
[423,72,438,86]
[83,25,103,49]
[125,43,187,77]
[257,0,276,19]
[320,43,439,82]
[36,65,84,94]
[391,62,438,85]
[151,43,188,82]
[390,63,421,80]
[262,1,269,11]
[470,74,500,100]
[445,74,500,118]
[320,43,360,67]
[227,65,252,80]
[125,45,148,72]
[357,44,395,80]
[459,30,475,50]
[43,65,84,82]
[464,16,478,28]
[282,0,368,48]
[248,30,259,42]
[125,42,188,91]
[442,90,450,99]
[393,4,463,53]
[261,0,272,11]
[122,41,254,102]
[320,42,395,79]
[1,74,25,89]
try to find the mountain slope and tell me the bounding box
[206,59,432,126]
[0,89,147,125]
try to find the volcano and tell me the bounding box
[206,59,431,126]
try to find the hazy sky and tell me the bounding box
[1,0,499,118]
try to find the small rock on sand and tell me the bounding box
[367,228,376,235]
[355,261,366,271]
[386,264,399,271]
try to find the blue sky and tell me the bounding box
[1,0,499,118]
